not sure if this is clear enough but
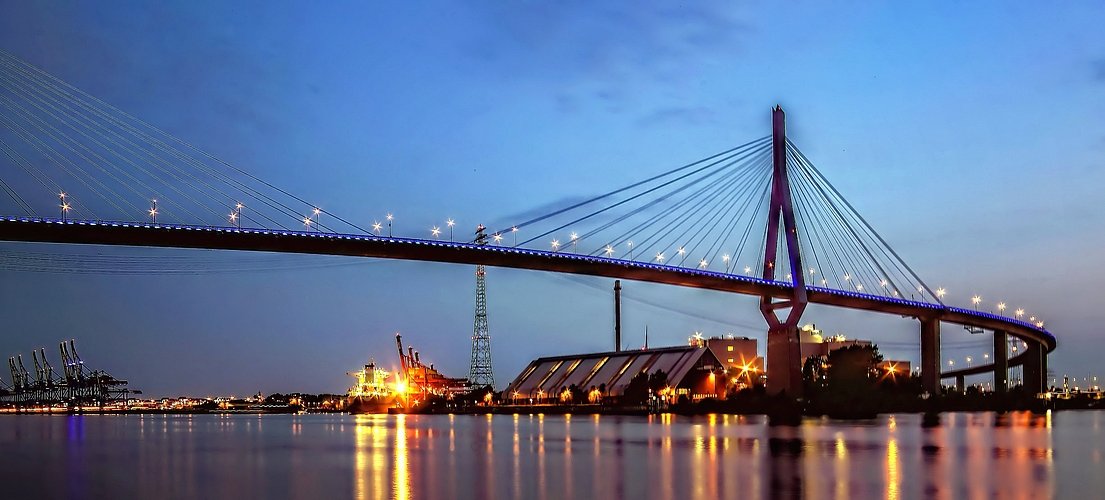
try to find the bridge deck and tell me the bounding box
[0,217,1055,379]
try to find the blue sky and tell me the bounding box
[1,1,1103,396]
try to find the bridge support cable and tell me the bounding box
[0,108,135,217]
[0,135,96,217]
[0,53,305,231]
[0,174,33,215]
[692,158,773,266]
[787,140,941,303]
[0,68,235,224]
[574,146,767,253]
[791,151,912,298]
[787,166,835,289]
[494,136,770,237]
[583,155,769,260]
[727,181,772,276]
[0,78,209,224]
[0,50,372,234]
[787,147,894,294]
[787,160,850,291]
[517,141,771,248]
[0,91,158,217]
[782,142,937,302]
[789,159,891,296]
[622,151,771,261]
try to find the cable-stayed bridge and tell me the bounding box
[0,50,1053,396]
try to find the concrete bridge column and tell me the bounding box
[955,374,966,394]
[1041,351,1049,391]
[920,318,941,395]
[766,325,803,397]
[1022,341,1044,394]
[993,330,1008,394]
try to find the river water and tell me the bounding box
[0,411,1101,499]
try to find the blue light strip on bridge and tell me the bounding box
[0,215,1053,340]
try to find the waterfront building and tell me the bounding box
[503,345,726,403]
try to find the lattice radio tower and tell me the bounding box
[468,225,495,387]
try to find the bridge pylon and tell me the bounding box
[760,106,808,397]
[919,317,941,395]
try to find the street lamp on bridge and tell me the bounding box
[59,192,70,222]
[229,202,242,229]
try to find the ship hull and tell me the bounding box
[346,395,397,414]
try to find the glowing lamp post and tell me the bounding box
[59,192,71,222]
[230,202,242,229]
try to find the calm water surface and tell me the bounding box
[1,411,1102,499]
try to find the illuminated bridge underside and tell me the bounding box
[1,217,1055,379]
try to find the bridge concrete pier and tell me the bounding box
[955,374,966,394]
[766,325,804,397]
[993,330,1008,394]
[1023,341,1045,394]
[920,317,941,395]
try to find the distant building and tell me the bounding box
[684,334,764,386]
[504,345,726,402]
[796,324,913,379]
[798,324,873,361]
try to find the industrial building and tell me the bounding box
[798,324,912,379]
[503,345,726,403]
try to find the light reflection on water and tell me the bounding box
[0,411,1101,499]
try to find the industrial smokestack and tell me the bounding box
[614,280,622,352]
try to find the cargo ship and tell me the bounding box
[345,361,399,414]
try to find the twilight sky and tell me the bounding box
[1,1,1103,397]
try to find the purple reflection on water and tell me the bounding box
[0,411,1100,499]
